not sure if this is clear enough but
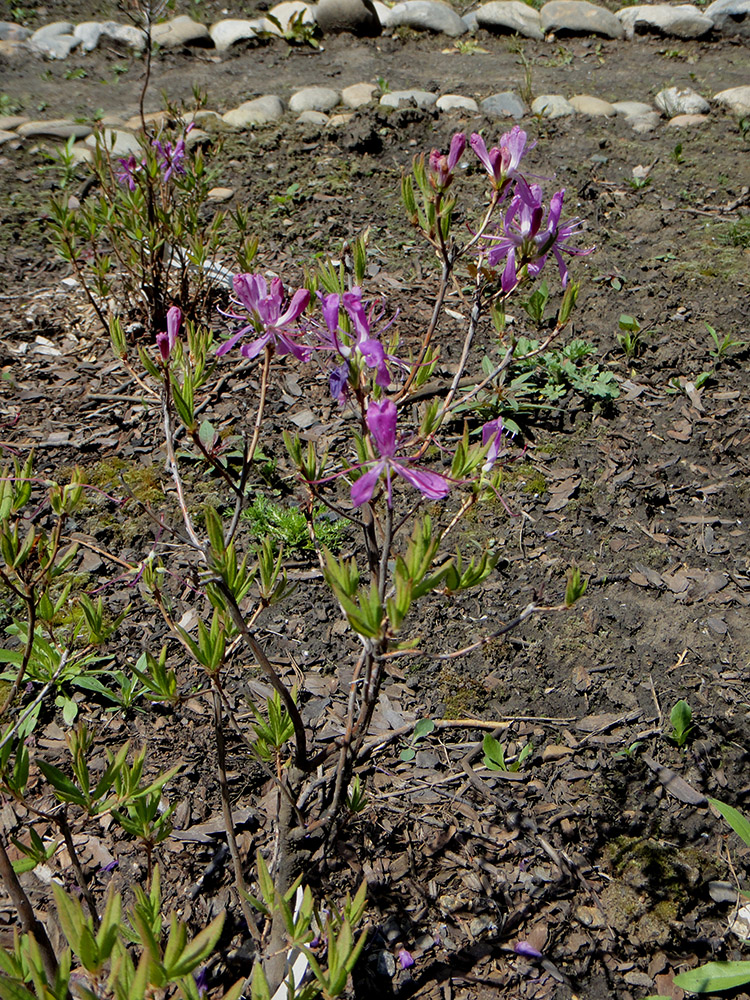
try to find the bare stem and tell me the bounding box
[248,345,273,462]
[0,834,58,983]
[57,808,99,930]
[211,686,261,941]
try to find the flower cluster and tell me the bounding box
[484,177,591,292]
[313,288,405,404]
[216,273,310,361]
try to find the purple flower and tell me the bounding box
[152,136,187,183]
[156,305,182,362]
[428,132,466,190]
[193,967,209,997]
[484,177,592,292]
[116,154,141,191]
[481,417,505,473]
[312,288,406,399]
[397,948,415,970]
[514,941,543,960]
[217,273,311,361]
[351,400,451,508]
[470,126,529,190]
[99,859,118,873]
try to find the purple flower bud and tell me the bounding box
[99,859,119,873]
[193,967,209,997]
[514,941,542,960]
[397,948,415,970]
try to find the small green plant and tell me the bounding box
[270,182,303,213]
[706,321,746,361]
[628,175,651,191]
[613,740,643,760]
[242,494,348,554]
[673,799,750,993]
[64,66,87,80]
[346,775,367,813]
[512,336,620,403]
[617,313,647,360]
[482,733,533,772]
[669,699,693,748]
[453,38,489,54]
[399,718,435,762]
[718,215,750,249]
[670,142,684,164]
[0,93,21,116]
[376,76,390,94]
[564,564,588,607]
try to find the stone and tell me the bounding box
[69,142,93,164]
[668,113,709,126]
[74,21,104,51]
[387,0,469,35]
[314,0,382,35]
[475,1,544,38]
[185,128,211,150]
[262,1,315,34]
[436,93,479,112]
[531,93,575,117]
[124,111,171,131]
[341,82,377,107]
[289,86,339,113]
[612,99,653,116]
[0,40,28,59]
[705,0,750,35]
[99,21,147,51]
[182,109,238,132]
[17,119,93,140]
[379,89,438,109]
[30,21,80,58]
[481,91,525,119]
[222,95,285,127]
[0,21,31,41]
[713,85,750,116]
[0,130,18,145]
[568,94,616,116]
[84,128,141,157]
[0,115,29,130]
[152,15,212,48]
[209,18,262,50]
[616,4,713,38]
[207,187,235,202]
[541,0,625,37]
[626,111,661,132]
[297,110,330,124]
[328,112,355,126]
[655,85,710,116]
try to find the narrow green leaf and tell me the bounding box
[673,961,750,992]
[709,798,750,850]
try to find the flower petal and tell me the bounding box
[351,463,385,507]
[393,463,451,500]
[366,399,398,458]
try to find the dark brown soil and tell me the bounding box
[1,17,750,1000]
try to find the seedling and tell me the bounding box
[613,740,643,760]
[669,699,693,748]
[482,733,532,772]
[564,565,588,608]
[400,719,435,762]
[617,314,646,360]
[706,321,745,361]
[346,776,367,813]
[670,142,684,164]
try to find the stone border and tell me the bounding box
[0,2,748,150]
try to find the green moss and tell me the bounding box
[438,664,487,718]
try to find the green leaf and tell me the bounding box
[250,963,271,1000]
[709,798,750,850]
[673,961,750,992]
[413,719,435,741]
